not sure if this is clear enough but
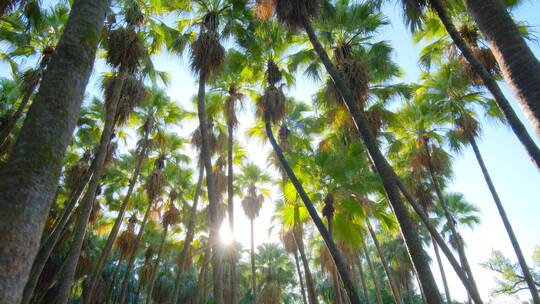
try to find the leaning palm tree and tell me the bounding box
[0,1,109,301]
[261,1,444,301]
[257,55,361,303]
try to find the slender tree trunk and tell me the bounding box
[0,1,109,301]
[264,113,360,303]
[0,90,33,151]
[147,226,167,304]
[422,140,481,302]
[55,66,126,304]
[294,250,308,304]
[118,196,155,304]
[294,218,318,304]
[85,142,148,303]
[463,0,540,138]
[195,246,212,304]
[327,216,343,304]
[106,259,122,304]
[469,136,540,301]
[367,220,403,304]
[227,123,238,304]
[301,18,441,303]
[196,71,224,304]
[22,175,90,304]
[428,0,540,169]
[250,219,257,303]
[171,163,204,303]
[393,175,482,304]
[356,255,370,304]
[362,239,383,304]
[433,239,451,304]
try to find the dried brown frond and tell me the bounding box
[104,140,118,167]
[241,195,262,220]
[278,124,291,152]
[275,0,320,29]
[116,227,138,261]
[226,85,244,128]
[455,113,479,141]
[64,151,91,193]
[459,47,500,85]
[364,106,384,138]
[75,249,92,279]
[259,280,281,304]
[116,75,147,125]
[163,202,181,228]
[281,230,297,253]
[459,24,479,47]
[254,0,276,20]
[106,28,145,72]
[259,85,287,123]
[319,245,334,275]
[190,32,225,77]
[266,60,282,87]
[333,43,353,64]
[322,194,335,219]
[139,262,154,287]
[145,161,166,203]
[214,157,228,199]
[89,197,102,225]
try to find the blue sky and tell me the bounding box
[2,1,540,302]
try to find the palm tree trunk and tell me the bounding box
[147,225,167,304]
[393,176,482,304]
[0,1,109,302]
[55,66,126,304]
[327,216,344,304]
[433,239,451,304]
[118,196,155,304]
[356,255,370,304]
[195,246,212,304]
[366,220,403,304]
[85,142,148,304]
[196,71,224,304]
[422,140,481,303]
[250,218,257,303]
[106,259,122,304]
[264,113,360,304]
[21,175,90,304]
[294,250,308,304]
[227,123,238,304]
[171,163,204,304]
[361,239,383,304]
[427,0,540,169]
[463,0,540,138]
[301,18,442,304]
[0,90,33,151]
[469,136,540,302]
[293,218,319,304]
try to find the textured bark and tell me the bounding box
[85,141,148,303]
[433,235,451,304]
[294,250,308,304]
[0,0,108,302]
[361,239,383,304]
[265,114,360,303]
[250,219,257,302]
[423,140,482,303]
[367,220,403,304]
[171,164,204,303]
[21,172,90,304]
[428,0,540,169]
[227,123,238,304]
[327,216,343,304]
[196,72,223,304]
[470,137,540,302]
[195,246,212,304]
[464,0,540,138]
[302,18,441,303]
[55,67,126,304]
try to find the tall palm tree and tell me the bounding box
[239,162,271,301]
[281,230,308,304]
[462,0,540,138]
[0,1,109,301]
[187,1,228,302]
[261,1,441,301]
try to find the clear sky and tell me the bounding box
[1,1,539,303]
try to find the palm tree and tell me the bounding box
[0,1,109,301]
[462,0,540,139]
[261,1,441,301]
[239,162,271,301]
[281,230,308,304]
[188,1,228,302]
